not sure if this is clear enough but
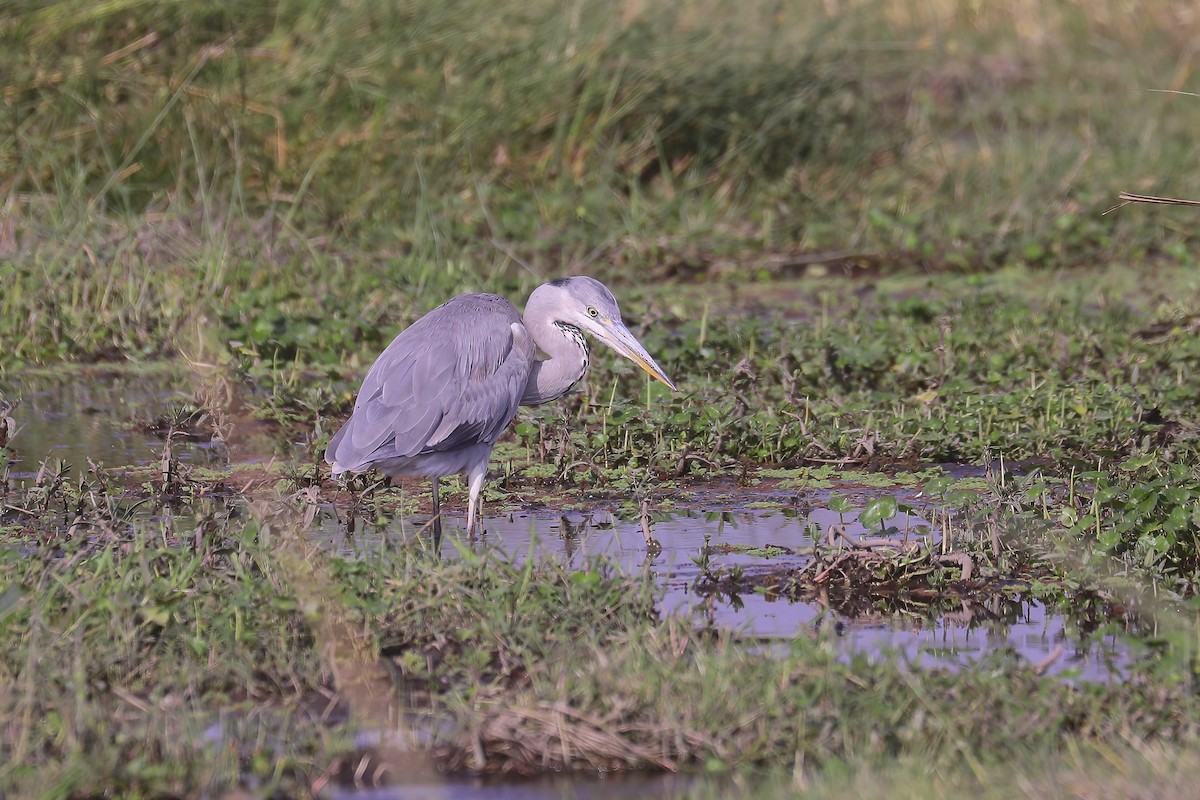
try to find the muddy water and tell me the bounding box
[0,366,214,476]
[327,772,695,800]
[312,503,1134,681]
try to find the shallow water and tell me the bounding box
[0,367,213,477]
[311,503,1135,681]
[327,772,696,800]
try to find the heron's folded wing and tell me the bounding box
[327,295,535,471]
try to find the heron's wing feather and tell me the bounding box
[326,294,535,472]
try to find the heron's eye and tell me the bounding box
[587,306,599,318]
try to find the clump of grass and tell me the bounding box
[0,517,336,797]
[695,538,974,600]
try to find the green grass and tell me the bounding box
[0,518,335,796]
[692,744,1200,800]
[7,0,1200,795]
[4,0,1200,369]
[3,492,1199,796]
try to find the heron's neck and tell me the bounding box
[520,301,590,407]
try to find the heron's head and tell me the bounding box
[532,276,677,391]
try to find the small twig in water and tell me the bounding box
[639,499,661,555]
[1031,644,1065,675]
[3,504,37,517]
[936,552,975,582]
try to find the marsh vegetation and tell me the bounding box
[4,0,1200,797]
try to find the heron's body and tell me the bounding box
[325,277,675,535]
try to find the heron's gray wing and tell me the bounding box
[326,294,535,472]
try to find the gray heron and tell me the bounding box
[325,276,677,537]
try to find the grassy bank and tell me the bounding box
[2,490,1199,797]
[3,0,1200,368]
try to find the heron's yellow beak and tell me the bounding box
[596,320,678,392]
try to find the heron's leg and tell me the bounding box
[466,461,487,538]
[431,477,442,542]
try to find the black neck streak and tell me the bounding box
[554,322,590,383]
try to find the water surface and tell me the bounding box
[311,503,1134,681]
[0,366,210,476]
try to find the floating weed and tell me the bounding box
[758,468,810,480]
[840,469,939,489]
[705,542,795,559]
[518,463,559,481]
